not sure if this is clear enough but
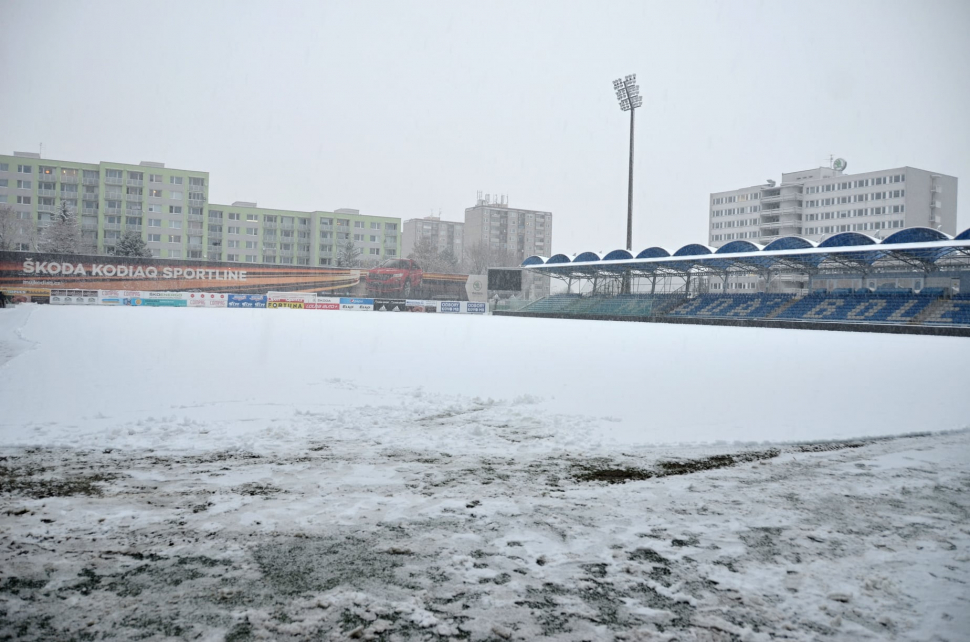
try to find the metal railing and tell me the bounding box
[104,222,121,230]
[125,224,143,232]
[82,207,99,215]
[208,231,223,239]
[126,194,143,202]
[263,222,278,229]
[126,178,143,186]
[37,189,56,198]
[60,175,79,184]
[82,176,100,186]
[188,214,203,222]
[105,207,122,215]
[81,222,99,231]
[104,176,123,185]
[188,198,204,207]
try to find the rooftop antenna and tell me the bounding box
[39,142,43,158]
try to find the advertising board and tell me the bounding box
[340,297,374,311]
[227,294,268,309]
[305,297,340,310]
[373,299,407,312]
[204,293,229,308]
[438,301,461,313]
[405,300,438,313]
[50,290,99,305]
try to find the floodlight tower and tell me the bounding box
[613,74,642,253]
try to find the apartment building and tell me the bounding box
[708,164,958,248]
[0,152,401,266]
[401,216,464,259]
[463,194,552,296]
[706,163,958,293]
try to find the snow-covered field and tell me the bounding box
[0,305,968,641]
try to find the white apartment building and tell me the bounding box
[709,164,958,248]
[706,163,958,293]
[401,216,464,259]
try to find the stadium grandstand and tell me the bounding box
[501,226,970,333]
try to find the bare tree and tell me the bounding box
[39,202,81,254]
[462,242,516,276]
[407,236,461,274]
[0,204,36,252]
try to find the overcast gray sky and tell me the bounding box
[2,0,968,254]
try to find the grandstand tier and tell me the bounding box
[515,290,970,327]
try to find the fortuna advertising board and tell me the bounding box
[267,292,315,309]
[339,297,374,311]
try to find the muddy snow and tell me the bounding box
[1,305,968,641]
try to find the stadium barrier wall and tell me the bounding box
[46,289,486,315]
[493,309,970,337]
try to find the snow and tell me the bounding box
[0,304,968,640]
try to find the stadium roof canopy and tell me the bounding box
[521,226,970,278]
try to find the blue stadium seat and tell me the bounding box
[773,291,939,323]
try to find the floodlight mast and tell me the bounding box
[613,74,642,254]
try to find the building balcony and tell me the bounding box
[281,223,295,230]
[127,178,143,187]
[104,192,123,201]
[208,231,223,239]
[207,252,222,261]
[125,224,143,232]
[263,222,278,230]
[37,205,56,214]
[297,250,310,258]
[104,222,121,231]
[105,207,122,215]
[104,176,123,186]
[37,188,56,198]
[81,222,99,231]
[82,207,98,215]
[188,198,204,207]
[760,205,802,217]
[60,175,79,184]
[82,176,100,186]
[126,194,143,202]
[188,214,203,222]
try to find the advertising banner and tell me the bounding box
[204,293,229,308]
[340,297,374,311]
[267,292,314,309]
[465,275,488,303]
[404,300,438,313]
[98,290,123,305]
[438,301,461,313]
[50,290,99,305]
[306,297,340,310]
[186,292,208,307]
[464,301,487,314]
[227,294,268,309]
[373,298,406,312]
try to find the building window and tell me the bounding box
[227,240,240,248]
[354,221,364,228]
[245,255,257,263]
[354,234,364,241]
[169,176,183,185]
[17,180,32,189]
[246,213,258,222]
[369,248,380,255]
[16,196,31,204]
[227,254,238,261]
[148,234,161,242]
[169,206,182,214]
[319,258,332,265]
[150,189,162,198]
[228,226,240,234]
[228,212,240,220]
[17,165,32,174]
[169,235,182,243]
[246,228,258,235]
[170,191,182,200]
[148,219,162,227]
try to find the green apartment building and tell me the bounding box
[0,151,401,266]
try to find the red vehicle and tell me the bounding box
[365,258,423,297]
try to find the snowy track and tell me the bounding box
[0,306,968,640]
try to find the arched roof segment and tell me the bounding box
[602,249,634,261]
[953,227,970,241]
[673,244,714,257]
[818,232,879,248]
[881,227,951,244]
[546,253,572,264]
[636,247,671,259]
[521,255,547,266]
[573,251,604,263]
[715,240,764,254]
[762,236,817,252]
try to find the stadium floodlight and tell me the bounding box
[613,73,642,292]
